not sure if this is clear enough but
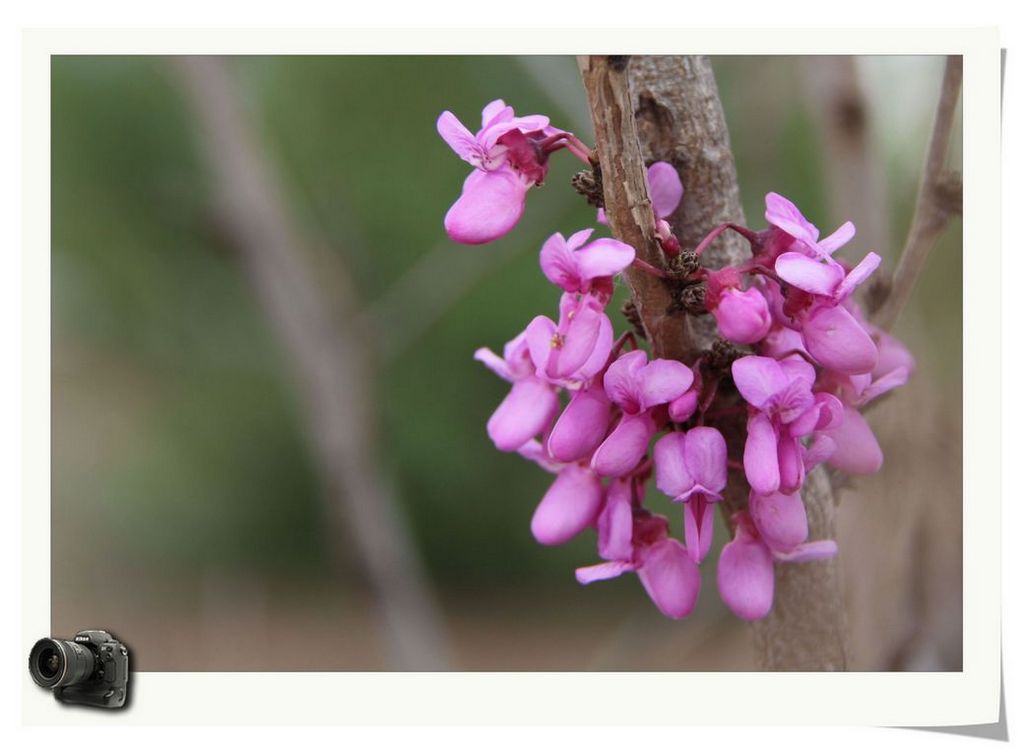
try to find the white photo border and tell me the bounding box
[21,27,1001,726]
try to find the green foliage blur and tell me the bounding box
[51,56,962,664]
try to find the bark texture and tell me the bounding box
[578,54,848,670]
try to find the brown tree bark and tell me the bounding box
[578,54,849,670]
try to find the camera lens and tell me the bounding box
[29,638,96,689]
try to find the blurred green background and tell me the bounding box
[51,55,962,671]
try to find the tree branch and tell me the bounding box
[170,56,451,670]
[872,56,963,330]
[579,54,849,670]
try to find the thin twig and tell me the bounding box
[873,56,963,330]
[170,56,451,670]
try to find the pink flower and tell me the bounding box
[438,99,551,245]
[813,320,914,476]
[577,504,701,620]
[591,350,694,477]
[475,329,559,452]
[706,268,772,344]
[732,355,843,495]
[717,510,837,621]
[653,428,727,562]
[773,244,883,376]
[444,168,531,245]
[539,228,635,297]
[764,191,855,259]
[438,99,550,173]
[526,293,614,385]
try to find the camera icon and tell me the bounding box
[29,630,129,709]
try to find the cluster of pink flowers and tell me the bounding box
[439,100,913,622]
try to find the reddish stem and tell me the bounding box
[610,330,639,358]
[631,258,668,279]
[693,222,758,258]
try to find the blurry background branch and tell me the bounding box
[872,55,963,329]
[801,56,890,257]
[170,56,451,670]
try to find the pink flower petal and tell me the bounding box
[859,366,911,405]
[765,192,819,245]
[803,434,836,470]
[597,479,634,561]
[516,439,563,473]
[812,393,845,431]
[802,304,879,375]
[749,490,808,552]
[778,355,817,388]
[821,406,883,475]
[575,560,634,584]
[714,288,772,344]
[774,539,838,563]
[834,252,881,301]
[531,465,604,546]
[473,347,512,382]
[647,161,683,219]
[668,389,699,423]
[637,538,701,619]
[444,168,528,245]
[683,496,715,564]
[486,377,558,452]
[731,355,789,410]
[566,227,595,250]
[539,232,581,292]
[547,384,612,462]
[437,111,480,163]
[603,350,647,413]
[591,413,656,477]
[717,531,775,621]
[576,238,636,281]
[744,412,781,495]
[524,315,556,376]
[777,433,805,493]
[817,221,856,255]
[653,432,694,500]
[574,311,615,381]
[552,305,608,379]
[775,252,844,296]
[684,427,728,499]
[637,358,693,410]
[874,331,915,379]
[480,99,510,127]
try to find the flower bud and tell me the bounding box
[712,287,772,344]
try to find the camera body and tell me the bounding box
[29,629,129,709]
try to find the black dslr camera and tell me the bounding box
[29,630,129,709]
